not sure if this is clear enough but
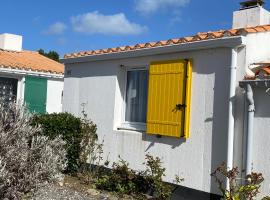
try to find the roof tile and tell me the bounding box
[0,49,64,74]
[244,27,257,33]
[64,24,270,59]
[263,25,270,31]
[255,66,270,75]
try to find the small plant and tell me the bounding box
[96,157,139,195]
[0,101,66,199]
[143,154,174,199]
[211,162,264,200]
[79,110,104,183]
[95,154,183,199]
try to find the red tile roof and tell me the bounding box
[245,66,270,80]
[256,66,270,75]
[64,24,270,59]
[0,49,64,74]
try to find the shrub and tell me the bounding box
[79,111,104,182]
[143,154,175,199]
[211,162,264,200]
[96,154,182,199]
[32,112,99,173]
[96,158,141,195]
[0,101,66,199]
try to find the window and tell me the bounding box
[0,77,18,104]
[119,59,192,138]
[125,69,148,123]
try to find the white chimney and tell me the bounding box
[0,33,22,51]
[233,1,270,29]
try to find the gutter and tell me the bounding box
[245,84,255,176]
[61,36,246,64]
[0,66,64,79]
[226,48,238,189]
[239,80,270,177]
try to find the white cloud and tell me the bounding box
[71,11,147,35]
[43,22,67,35]
[56,37,67,45]
[135,0,190,14]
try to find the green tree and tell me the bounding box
[38,49,60,62]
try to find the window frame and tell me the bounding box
[119,65,149,132]
[0,74,22,103]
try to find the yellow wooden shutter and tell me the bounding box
[146,59,192,138]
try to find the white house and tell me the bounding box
[0,33,64,113]
[62,1,270,199]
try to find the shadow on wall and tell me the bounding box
[114,49,233,195]
[143,134,186,151]
[254,88,270,118]
[66,49,234,196]
[171,184,221,200]
[205,54,231,195]
[65,62,118,78]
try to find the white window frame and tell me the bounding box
[0,73,23,104]
[118,66,148,132]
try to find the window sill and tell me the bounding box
[117,122,146,132]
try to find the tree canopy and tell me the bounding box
[38,49,60,62]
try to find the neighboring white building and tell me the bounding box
[62,2,270,199]
[0,33,64,113]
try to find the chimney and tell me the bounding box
[233,0,270,29]
[0,33,22,51]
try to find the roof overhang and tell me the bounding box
[0,66,64,79]
[61,36,246,64]
[239,79,270,88]
[251,61,270,65]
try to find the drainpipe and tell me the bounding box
[226,48,238,189]
[245,84,255,176]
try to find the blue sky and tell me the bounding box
[1,0,269,57]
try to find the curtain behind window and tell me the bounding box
[125,70,148,123]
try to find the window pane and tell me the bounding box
[125,70,148,123]
[0,77,17,104]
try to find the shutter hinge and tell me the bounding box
[176,104,186,110]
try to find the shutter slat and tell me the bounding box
[146,59,192,138]
[24,76,47,114]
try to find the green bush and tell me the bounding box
[32,112,97,173]
[96,158,144,195]
[96,154,182,199]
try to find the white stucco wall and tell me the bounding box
[252,88,270,198]
[233,7,270,29]
[238,32,270,198]
[63,31,270,197]
[46,78,63,113]
[63,47,235,194]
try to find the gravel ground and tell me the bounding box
[30,184,111,200]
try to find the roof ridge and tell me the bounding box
[64,24,270,59]
[0,49,40,54]
[0,48,21,53]
[22,50,39,54]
